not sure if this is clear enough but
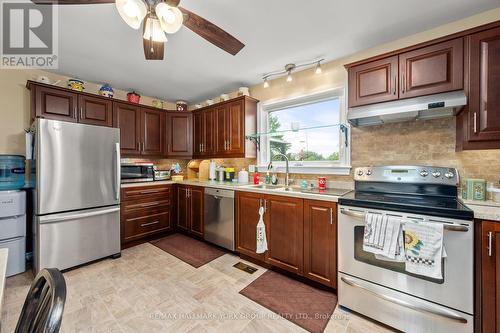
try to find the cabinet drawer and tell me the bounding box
[123,210,171,242]
[121,185,171,201]
[121,198,170,215]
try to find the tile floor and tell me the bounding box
[1,243,395,333]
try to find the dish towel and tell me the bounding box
[256,206,268,254]
[363,213,401,260]
[403,220,444,279]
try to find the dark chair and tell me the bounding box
[15,268,67,333]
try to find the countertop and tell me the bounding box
[121,180,351,202]
[460,199,500,222]
[0,248,8,317]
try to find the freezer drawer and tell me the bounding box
[35,206,120,272]
[0,237,26,277]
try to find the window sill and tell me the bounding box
[256,165,352,176]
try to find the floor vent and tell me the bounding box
[233,262,258,274]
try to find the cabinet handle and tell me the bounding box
[73,106,77,119]
[473,112,478,134]
[80,107,83,120]
[141,221,160,227]
[401,74,405,94]
[488,231,493,257]
[264,199,267,212]
[330,208,333,225]
[393,77,397,95]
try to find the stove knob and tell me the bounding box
[432,171,441,178]
[366,170,372,176]
[357,170,364,176]
[444,171,455,179]
[420,170,429,177]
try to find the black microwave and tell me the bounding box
[121,163,154,183]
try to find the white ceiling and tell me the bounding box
[52,0,499,103]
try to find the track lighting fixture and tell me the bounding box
[261,59,324,87]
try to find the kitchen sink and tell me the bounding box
[248,184,285,190]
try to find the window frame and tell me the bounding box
[256,87,351,175]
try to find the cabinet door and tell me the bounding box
[348,55,399,107]
[227,101,244,155]
[203,109,216,156]
[399,38,463,99]
[113,102,141,155]
[34,85,78,122]
[215,105,229,154]
[236,191,265,260]
[78,95,113,127]
[303,200,337,288]
[478,221,500,333]
[468,28,500,142]
[177,186,190,232]
[141,107,164,156]
[193,111,204,156]
[189,187,204,237]
[266,195,304,274]
[166,113,192,158]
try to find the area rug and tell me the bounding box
[150,233,226,268]
[240,270,337,333]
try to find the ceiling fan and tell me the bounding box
[31,0,245,60]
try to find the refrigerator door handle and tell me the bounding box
[38,207,120,224]
[115,143,121,201]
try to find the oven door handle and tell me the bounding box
[340,209,469,232]
[340,208,366,219]
[340,277,468,324]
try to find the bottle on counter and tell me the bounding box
[253,172,260,185]
[265,171,271,184]
[238,169,249,184]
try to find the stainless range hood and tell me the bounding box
[348,91,467,127]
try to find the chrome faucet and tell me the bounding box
[272,153,290,187]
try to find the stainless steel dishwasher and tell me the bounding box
[204,188,235,251]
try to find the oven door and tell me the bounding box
[338,204,473,315]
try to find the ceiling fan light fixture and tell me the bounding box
[143,15,168,42]
[116,0,147,30]
[156,2,183,34]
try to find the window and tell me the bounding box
[257,88,350,175]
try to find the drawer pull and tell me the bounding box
[141,221,160,227]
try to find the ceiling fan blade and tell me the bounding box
[179,7,245,56]
[31,0,114,4]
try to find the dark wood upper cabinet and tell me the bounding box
[166,113,192,158]
[476,220,500,333]
[303,200,337,288]
[33,84,78,122]
[193,96,258,159]
[78,95,113,127]
[467,27,500,143]
[348,55,399,107]
[141,107,164,156]
[113,102,142,156]
[399,38,463,98]
[265,195,304,275]
[193,111,204,156]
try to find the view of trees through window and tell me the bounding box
[268,98,341,162]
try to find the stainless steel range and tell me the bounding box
[338,165,474,333]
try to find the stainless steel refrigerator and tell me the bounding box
[33,119,121,273]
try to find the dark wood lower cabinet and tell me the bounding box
[176,185,204,237]
[120,184,173,247]
[235,191,266,261]
[236,191,337,288]
[476,220,500,333]
[303,200,337,288]
[265,195,304,275]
